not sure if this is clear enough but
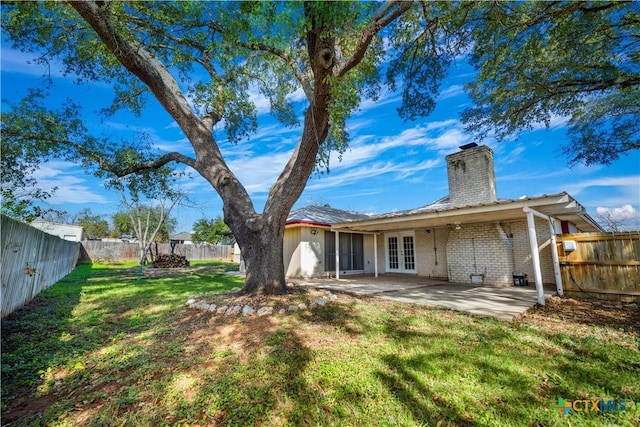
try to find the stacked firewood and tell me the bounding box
[151,254,190,268]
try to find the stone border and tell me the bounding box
[185,291,338,317]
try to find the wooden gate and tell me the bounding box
[558,232,640,297]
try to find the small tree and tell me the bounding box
[192,216,231,245]
[108,166,182,265]
[75,208,109,240]
[112,207,177,243]
[596,205,639,232]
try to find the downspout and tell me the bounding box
[548,218,563,296]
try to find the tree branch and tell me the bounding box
[1,129,196,178]
[335,0,414,78]
[69,1,218,155]
[233,38,314,102]
[113,152,197,177]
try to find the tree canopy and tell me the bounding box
[1,0,465,293]
[191,216,231,244]
[75,208,109,240]
[112,206,177,243]
[461,1,639,166]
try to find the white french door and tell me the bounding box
[386,232,416,274]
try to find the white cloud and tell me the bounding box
[499,146,527,165]
[32,161,111,205]
[424,119,459,131]
[356,89,402,115]
[563,175,640,196]
[226,150,293,194]
[530,113,570,132]
[429,128,470,151]
[103,120,195,155]
[247,86,271,115]
[219,122,450,196]
[286,87,308,103]
[596,204,639,222]
[0,48,62,77]
[438,84,464,100]
[306,158,439,192]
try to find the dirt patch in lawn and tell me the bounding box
[517,295,640,335]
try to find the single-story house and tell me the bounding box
[170,232,194,245]
[30,221,85,242]
[283,144,602,301]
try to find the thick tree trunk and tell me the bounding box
[234,219,288,295]
[219,16,334,295]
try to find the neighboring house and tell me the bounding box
[30,221,84,242]
[170,232,193,245]
[284,144,603,291]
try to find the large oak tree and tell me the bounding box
[5,1,634,295]
[2,1,463,294]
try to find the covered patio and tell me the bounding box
[294,275,556,320]
[330,192,601,306]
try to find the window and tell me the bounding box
[324,231,364,271]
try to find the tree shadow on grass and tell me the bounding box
[1,267,88,424]
[0,262,243,426]
[191,320,317,426]
[375,353,476,426]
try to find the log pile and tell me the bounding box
[151,254,190,268]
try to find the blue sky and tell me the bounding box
[2,45,639,233]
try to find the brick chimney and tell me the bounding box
[446,144,497,208]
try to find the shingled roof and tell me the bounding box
[287,205,370,226]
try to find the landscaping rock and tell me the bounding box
[193,301,209,310]
[257,306,274,316]
[287,305,298,312]
[216,305,228,315]
[310,297,327,308]
[298,303,307,310]
[278,309,286,315]
[206,304,217,312]
[226,306,242,316]
[186,298,196,306]
[242,305,255,316]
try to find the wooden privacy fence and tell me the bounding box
[1,215,80,317]
[80,241,233,263]
[558,232,640,297]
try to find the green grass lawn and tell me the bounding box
[2,261,639,426]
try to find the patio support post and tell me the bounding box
[335,231,340,280]
[524,208,545,305]
[374,233,378,277]
[523,207,564,298]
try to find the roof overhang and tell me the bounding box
[286,221,331,229]
[331,193,603,233]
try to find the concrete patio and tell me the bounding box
[293,275,557,320]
